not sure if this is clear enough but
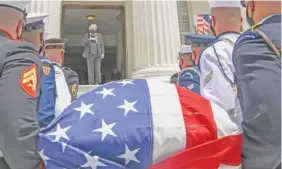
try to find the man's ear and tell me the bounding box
[16,20,24,39]
[61,50,65,62]
[241,16,244,24]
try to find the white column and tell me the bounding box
[26,0,62,38]
[131,0,181,79]
[116,31,123,72]
[124,1,134,78]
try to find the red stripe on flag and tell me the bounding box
[149,134,242,169]
[176,86,218,148]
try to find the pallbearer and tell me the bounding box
[199,0,243,126]
[233,1,281,168]
[45,38,71,116]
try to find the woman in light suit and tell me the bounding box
[82,24,105,85]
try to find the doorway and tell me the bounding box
[61,3,126,85]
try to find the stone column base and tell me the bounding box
[131,65,179,80]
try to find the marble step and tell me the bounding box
[78,85,99,96]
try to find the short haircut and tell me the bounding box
[0,6,24,28]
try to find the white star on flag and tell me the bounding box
[96,87,116,99]
[117,80,134,86]
[47,124,71,142]
[117,144,140,166]
[117,99,138,116]
[74,101,94,119]
[38,149,50,166]
[81,154,106,169]
[93,119,117,142]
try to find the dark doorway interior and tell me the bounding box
[62,5,125,85]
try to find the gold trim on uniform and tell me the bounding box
[71,84,77,96]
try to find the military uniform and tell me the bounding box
[39,56,56,127]
[177,66,200,95]
[22,13,58,128]
[62,66,79,101]
[184,34,216,65]
[232,14,281,169]
[199,1,242,127]
[45,38,71,117]
[0,2,44,169]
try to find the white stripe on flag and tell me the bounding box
[210,102,241,138]
[146,79,186,165]
[210,102,242,169]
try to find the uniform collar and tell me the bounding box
[52,62,62,67]
[217,31,240,39]
[258,14,281,25]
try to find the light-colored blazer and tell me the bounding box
[82,33,105,59]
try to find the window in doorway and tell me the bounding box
[176,0,193,44]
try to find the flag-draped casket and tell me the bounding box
[38,79,242,169]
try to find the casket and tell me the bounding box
[38,79,242,169]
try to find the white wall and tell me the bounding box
[27,0,62,38]
[63,33,117,46]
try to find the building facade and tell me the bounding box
[26,0,248,81]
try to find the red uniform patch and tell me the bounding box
[20,64,38,97]
[42,65,50,75]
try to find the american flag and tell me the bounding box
[38,79,242,169]
[195,14,211,35]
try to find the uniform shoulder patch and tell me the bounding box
[42,65,50,75]
[71,83,77,96]
[235,31,259,45]
[20,64,38,97]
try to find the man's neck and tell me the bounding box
[216,29,240,37]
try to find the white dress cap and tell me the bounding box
[209,0,241,8]
[179,45,192,55]
[25,13,49,25]
[0,0,30,12]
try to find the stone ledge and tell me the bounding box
[78,85,99,96]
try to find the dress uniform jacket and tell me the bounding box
[62,67,79,102]
[38,56,56,128]
[177,66,200,95]
[232,15,281,169]
[52,63,71,117]
[0,33,43,169]
[199,32,243,126]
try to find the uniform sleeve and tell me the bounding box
[54,66,71,117]
[0,45,43,169]
[98,34,105,54]
[199,48,235,112]
[232,36,281,169]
